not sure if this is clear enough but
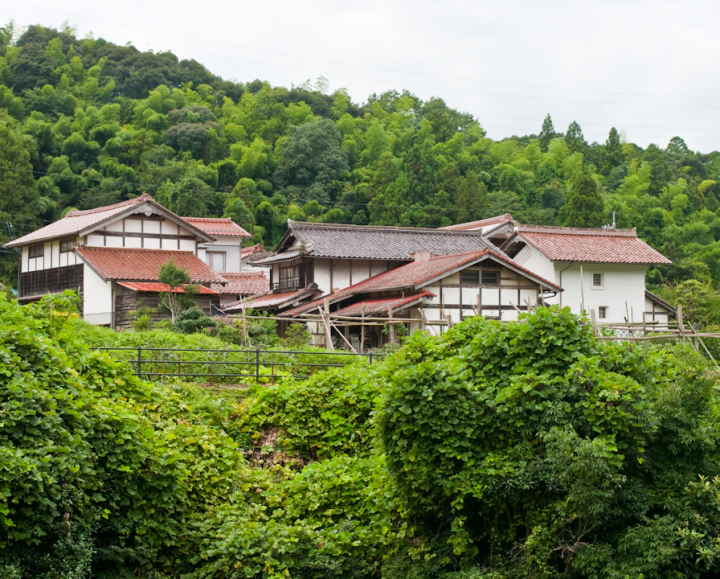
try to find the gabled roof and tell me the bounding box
[117,282,219,294]
[441,214,514,233]
[503,225,671,265]
[75,246,227,283]
[331,292,436,317]
[645,289,677,314]
[4,193,215,249]
[183,217,251,237]
[284,248,561,318]
[211,272,269,296]
[258,220,506,264]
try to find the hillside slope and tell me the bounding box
[1,22,719,288]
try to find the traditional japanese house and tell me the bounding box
[1,193,254,327]
[279,247,560,348]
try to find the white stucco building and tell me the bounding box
[3,193,261,327]
[500,225,672,324]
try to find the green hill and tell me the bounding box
[1,21,719,288]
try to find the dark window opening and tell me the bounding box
[598,306,607,319]
[29,244,44,258]
[275,265,300,291]
[60,238,74,253]
[461,270,479,284]
[481,271,499,285]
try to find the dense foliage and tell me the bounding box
[3,289,720,578]
[1,22,719,288]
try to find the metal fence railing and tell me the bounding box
[90,346,385,382]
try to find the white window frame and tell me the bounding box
[598,305,608,320]
[207,251,226,271]
[591,272,604,289]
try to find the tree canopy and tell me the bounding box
[0,21,719,292]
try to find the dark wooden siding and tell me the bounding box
[114,285,220,329]
[19,265,83,299]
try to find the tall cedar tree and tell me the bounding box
[566,173,604,227]
[539,114,557,152]
[601,127,624,176]
[564,121,587,154]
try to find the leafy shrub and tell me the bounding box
[281,322,311,348]
[184,455,392,579]
[243,367,380,461]
[127,300,156,331]
[172,306,216,334]
[0,292,248,576]
[375,306,720,577]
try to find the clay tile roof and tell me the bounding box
[441,214,514,233]
[514,225,671,265]
[4,192,218,249]
[182,217,251,237]
[241,243,266,258]
[272,221,507,261]
[75,246,227,283]
[211,272,269,296]
[223,285,319,312]
[332,292,436,317]
[4,193,155,249]
[117,282,219,294]
[283,248,561,318]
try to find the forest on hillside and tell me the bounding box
[1,21,720,290]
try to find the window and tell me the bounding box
[598,306,607,319]
[461,270,479,284]
[481,271,499,285]
[29,244,44,258]
[592,273,603,287]
[60,238,74,253]
[276,265,300,290]
[207,251,226,271]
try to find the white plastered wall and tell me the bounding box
[541,262,647,324]
[81,263,113,326]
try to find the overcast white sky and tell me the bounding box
[2,0,719,152]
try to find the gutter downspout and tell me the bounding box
[558,262,573,308]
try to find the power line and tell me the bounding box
[3,0,719,102]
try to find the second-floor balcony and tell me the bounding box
[273,277,301,292]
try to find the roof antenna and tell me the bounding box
[602,211,616,230]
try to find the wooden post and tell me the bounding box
[323,298,333,351]
[360,304,365,353]
[580,264,584,313]
[388,306,395,344]
[539,284,545,306]
[677,304,685,344]
[590,309,598,338]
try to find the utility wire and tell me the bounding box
[3,0,719,102]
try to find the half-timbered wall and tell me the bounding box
[85,216,197,252]
[419,262,543,333]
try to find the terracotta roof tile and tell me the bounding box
[117,282,218,294]
[75,246,227,283]
[241,243,266,258]
[183,217,251,237]
[284,248,561,318]
[332,292,436,317]
[514,226,671,264]
[212,272,269,296]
